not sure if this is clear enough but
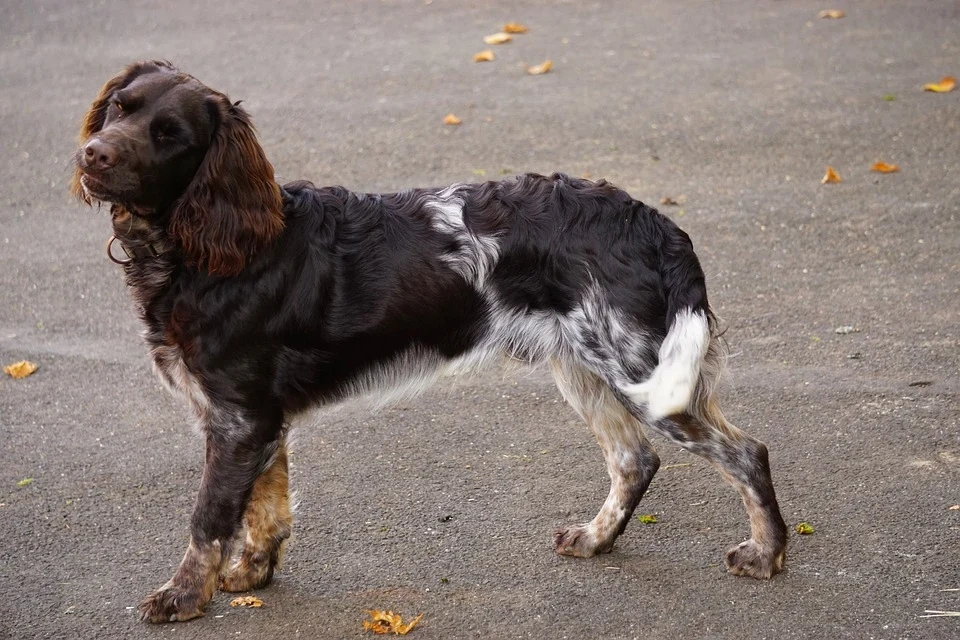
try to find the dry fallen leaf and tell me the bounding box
[4,360,38,379]
[483,32,512,45]
[922,76,956,93]
[526,60,552,75]
[443,113,461,126]
[660,195,687,206]
[871,161,899,173]
[230,596,264,608]
[503,22,529,34]
[821,166,842,184]
[818,9,846,19]
[473,50,495,62]
[949,504,960,510]
[363,610,424,635]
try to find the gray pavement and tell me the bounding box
[1,1,958,638]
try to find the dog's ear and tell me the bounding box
[70,60,176,203]
[168,96,284,277]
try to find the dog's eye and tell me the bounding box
[152,123,179,144]
[114,100,124,112]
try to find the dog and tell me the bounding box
[71,60,788,623]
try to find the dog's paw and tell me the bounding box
[137,583,207,623]
[724,539,785,579]
[553,524,613,558]
[219,552,276,593]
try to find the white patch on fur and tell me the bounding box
[426,185,500,286]
[343,346,448,408]
[559,281,651,388]
[483,291,564,363]
[152,344,210,428]
[621,308,709,419]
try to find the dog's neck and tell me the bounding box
[110,204,173,259]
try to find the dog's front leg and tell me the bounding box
[138,409,283,623]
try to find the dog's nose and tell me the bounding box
[83,139,119,170]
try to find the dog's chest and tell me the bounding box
[150,342,210,420]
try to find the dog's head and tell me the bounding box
[72,60,283,275]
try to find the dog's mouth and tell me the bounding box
[80,173,119,202]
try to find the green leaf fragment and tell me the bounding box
[795,522,815,535]
[17,478,33,487]
[636,514,657,524]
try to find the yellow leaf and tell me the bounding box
[503,23,529,34]
[229,596,264,608]
[395,613,424,635]
[443,113,461,126]
[526,60,553,75]
[363,610,424,635]
[821,166,842,184]
[870,161,899,173]
[818,9,845,19]
[4,360,38,379]
[922,76,956,93]
[483,32,512,45]
[473,50,495,62]
[636,514,657,524]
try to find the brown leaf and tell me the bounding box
[483,32,512,45]
[363,610,424,635]
[4,360,38,379]
[503,23,529,34]
[230,596,264,608]
[526,60,552,75]
[821,166,842,184]
[870,161,899,173]
[659,195,687,206]
[473,50,495,62]
[818,9,845,19]
[443,113,462,126]
[922,76,956,93]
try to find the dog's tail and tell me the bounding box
[620,222,715,419]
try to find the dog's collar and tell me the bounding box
[107,206,172,266]
[106,234,172,265]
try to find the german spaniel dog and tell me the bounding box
[72,60,787,623]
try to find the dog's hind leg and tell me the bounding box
[630,341,788,578]
[219,434,293,593]
[551,358,661,557]
[657,406,787,578]
[138,406,285,623]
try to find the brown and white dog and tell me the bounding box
[72,60,788,623]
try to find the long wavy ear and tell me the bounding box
[168,97,284,277]
[70,60,174,203]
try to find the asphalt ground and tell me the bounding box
[1,1,958,638]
